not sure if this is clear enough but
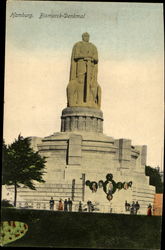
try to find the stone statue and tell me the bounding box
[67,32,101,109]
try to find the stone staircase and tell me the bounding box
[6,182,84,209]
[132,185,155,214]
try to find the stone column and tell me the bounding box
[98,119,101,132]
[78,117,83,130]
[100,119,103,133]
[82,117,86,131]
[65,117,70,131]
[86,117,91,132]
[118,139,131,169]
[61,118,65,132]
[70,116,75,131]
[93,117,97,132]
[75,116,78,130]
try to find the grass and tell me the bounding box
[1,207,162,249]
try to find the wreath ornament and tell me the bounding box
[90,182,98,193]
[85,174,133,201]
[116,182,123,190]
[123,182,129,190]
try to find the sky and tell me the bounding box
[4,1,164,170]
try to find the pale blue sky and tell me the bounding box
[7,1,163,60]
[5,1,164,169]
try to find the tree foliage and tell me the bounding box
[1,199,14,207]
[2,135,47,206]
[145,165,163,193]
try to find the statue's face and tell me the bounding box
[82,33,89,42]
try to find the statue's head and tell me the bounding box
[82,32,90,42]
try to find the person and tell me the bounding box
[130,201,135,215]
[135,201,140,214]
[49,197,54,210]
[87,200,92,212]
[127,203,130,211]
[125,201,130,212]
[67,32,101,108]
[64,199,68,211]
[125,201,128,211]
[90,202,95,212]
[67,198,73,212]
[147,204,152,216]
[58,199,63,211]
[78,201,82,212]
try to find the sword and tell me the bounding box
[85,59,91,103]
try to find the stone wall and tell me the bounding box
[22,131,156,214]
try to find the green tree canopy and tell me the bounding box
[145,165,163,193]
[2,135,47,206]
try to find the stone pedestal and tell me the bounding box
[61,107,103,133]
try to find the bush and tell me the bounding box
[145,166,163,193]
[1,199,14,207]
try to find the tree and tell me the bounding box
[2,135,47,207]
[145,165,163,193]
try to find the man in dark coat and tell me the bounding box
[87,200,92,212]
[135,201,140,214]
[68,198,73,212]
[64,199,68,211]
[49,197,54,210]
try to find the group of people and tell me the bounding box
[50,197,153,215]
[125,201,153,216]
[78,200,95,212]
[49,197,73,212]
[125,200,140,215]
[49,197,96,213]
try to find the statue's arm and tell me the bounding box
[84,44,98,63]
[93,46,98,63]
[71,43,83,61]
[71,44,77,61]
[70,44,78,80]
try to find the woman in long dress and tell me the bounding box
[147,204,152,216]
[58,199,63,211]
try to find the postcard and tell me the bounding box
[1,1,163,249]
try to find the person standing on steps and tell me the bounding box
[64,199,68,211]
[135,201,140,214]
[147,203,152,216]
[68,198,73,212]
[49,197,55,210]
[87,200,92,212]
[78,201,83,212]
[58,199,63,211]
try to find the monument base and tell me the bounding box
[4,129,155,215]
[61,107,103,133]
